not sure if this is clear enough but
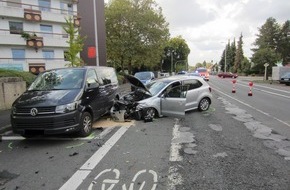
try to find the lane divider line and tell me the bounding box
[59,126,129,190]
[212,87,290,128]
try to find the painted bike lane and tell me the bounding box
[60,117,175,190]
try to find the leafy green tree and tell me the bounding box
[234,34,244,73]
[277,20,290,65]
[105,0,169,74]
[251,47,280,74]
[162,36,190,73]
[63,17,85,67]
[251,17,281,74]
[240,57,251,75]
[219,41,231,72]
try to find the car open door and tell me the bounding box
[160,85,188,118]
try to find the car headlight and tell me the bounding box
[55,101,79,113]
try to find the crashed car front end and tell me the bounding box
[110,87,152,122]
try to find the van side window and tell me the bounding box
[95,68,118,85]
[86,69,98,86]
[185,79,202,90]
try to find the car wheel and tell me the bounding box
[78,112,93,137]
[198,98,210,111]
[142,107,156,119]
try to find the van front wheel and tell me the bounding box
[78,112,93,137]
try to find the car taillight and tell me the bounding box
[209,87,211,92]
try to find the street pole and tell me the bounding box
[170,50,173,76]
[225,46,227,73]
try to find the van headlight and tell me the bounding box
[55,101,79,113]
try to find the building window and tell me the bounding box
[9,21,23,34]
[12,49,25,60]
[38,0,51,11]
[42,50,54,59]
[40,24,53,37]
[60,2,74,15]
[7,0,21,7]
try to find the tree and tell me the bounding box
[105,0,169,74]
[162,36,190,73]
[277,20,290,65]
[251,17,281,74]
[63,17,85,67]
[233,34,244,73]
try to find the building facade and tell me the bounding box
[0,0,106,74]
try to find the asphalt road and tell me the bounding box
[1,76,290,189]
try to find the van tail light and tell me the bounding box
[209,87,212,93]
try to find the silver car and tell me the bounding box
[122,75,212,120]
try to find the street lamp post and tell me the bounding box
[175,60,187,72]
[224,45,227,73]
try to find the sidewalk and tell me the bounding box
[0,83,131,134]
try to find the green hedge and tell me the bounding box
[0,69,36,87]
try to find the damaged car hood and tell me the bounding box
[125,75,152,95]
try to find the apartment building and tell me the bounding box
[0,0,106,74]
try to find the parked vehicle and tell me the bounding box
[196,68,209,81]
[111,75,212,122]
[11,66,119,137]
[279,72,290,85]
[134,71,155,85]
[217,72,238,78]
[187,72,201,77]
[177,71,187,75]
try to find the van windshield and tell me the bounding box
[28,69,85,91]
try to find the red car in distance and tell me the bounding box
[217,72,238,78]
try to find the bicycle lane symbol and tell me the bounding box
[88,169,158,190]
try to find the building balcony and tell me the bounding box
[0,29,69,48]
[0,2,78,24]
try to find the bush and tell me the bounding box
[117,73,127,84]
[0,69,36,87]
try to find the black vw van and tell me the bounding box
[11,66,119,137]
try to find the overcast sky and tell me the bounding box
[154,0,290,66]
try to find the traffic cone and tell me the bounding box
[248,87,252,96]
[232,85,236,93]
[232,80,236,93]
[248,81,253,96]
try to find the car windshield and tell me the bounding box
[197,68,207,73]
[282,72,290,78]
[134,72,152,80]
[28,69,85,91]
[147,80,170,96]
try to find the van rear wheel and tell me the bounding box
[78,112,93,137]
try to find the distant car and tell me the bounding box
[187,72,201,77]
[196,68,209,81]
[134,71,155,85]
[177,71,187,75]
[279,72,290,86]
[112,75,212,121]
[217,72,238,78]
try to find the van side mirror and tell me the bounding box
[87,78,99,89]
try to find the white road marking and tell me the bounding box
[0,127,115,141]
[59,126,129,190]
[237,83,290,99]
[213,87,290,128]
[169,123,183,162]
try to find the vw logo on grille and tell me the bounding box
[30,108,38,116]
